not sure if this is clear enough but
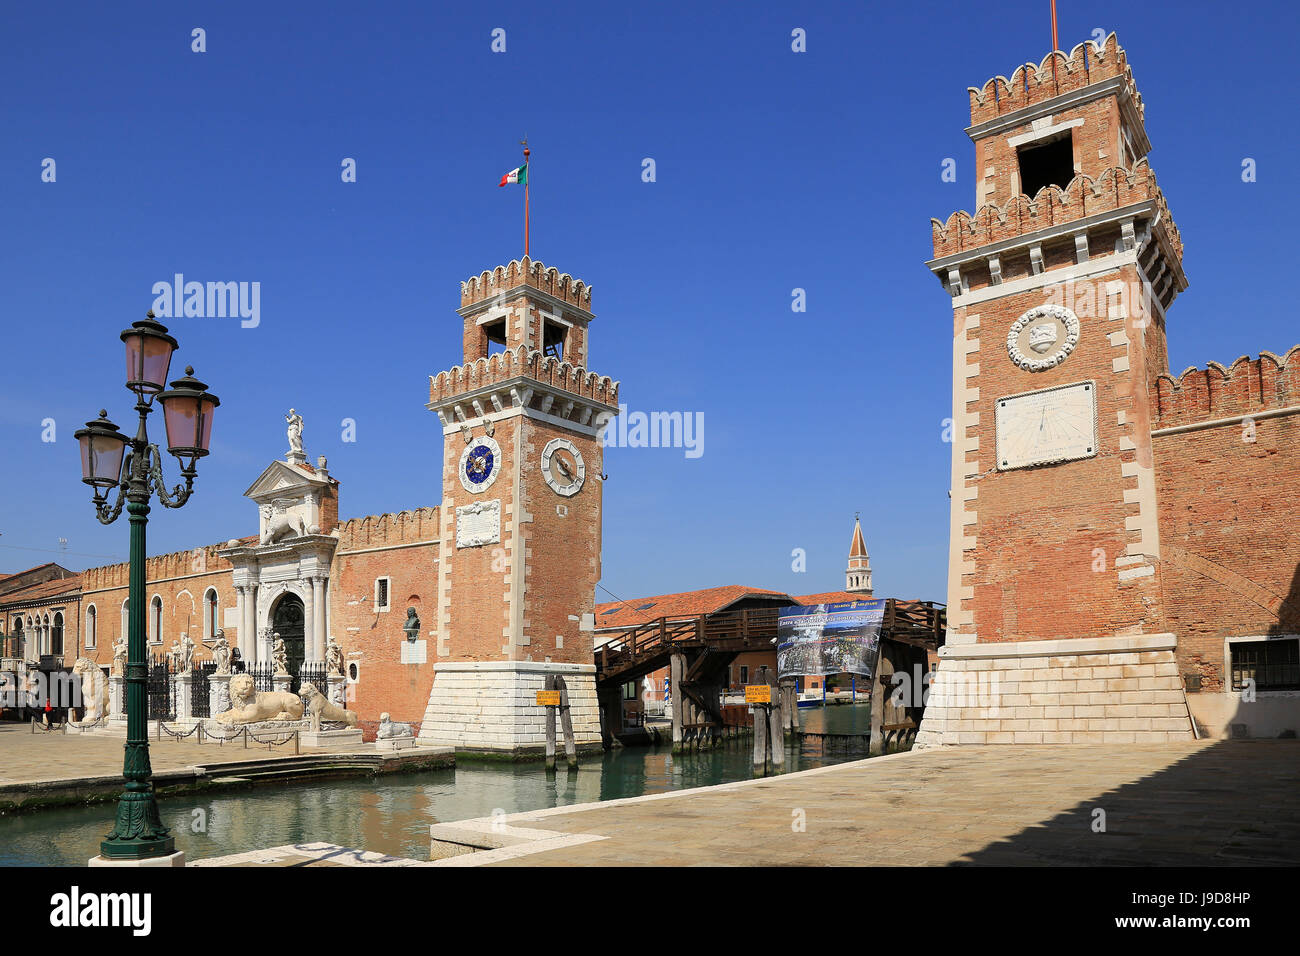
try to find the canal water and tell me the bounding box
[0,703,875,866]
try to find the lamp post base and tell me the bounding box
[88,851,185,868]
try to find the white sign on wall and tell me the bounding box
[456,499,501,548]
[995,380,1098,471]
[400,640,427,665]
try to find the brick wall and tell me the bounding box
[79,545,238,668]
[1152,351,1300,689]
[954,261,1165,643]
[330,512,440,727]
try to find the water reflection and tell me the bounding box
[0,704,876,866]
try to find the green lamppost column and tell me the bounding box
[76,312,219,866]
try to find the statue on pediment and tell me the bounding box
[286,409,304,457]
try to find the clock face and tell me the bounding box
[995,381,1098,471]
[541,438,585,497]
[458,436,502,493]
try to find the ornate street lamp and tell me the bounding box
[75,310,219,864]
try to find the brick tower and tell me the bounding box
[846,516,873,595]
[917,35,1196,745]
[418,258,620,753]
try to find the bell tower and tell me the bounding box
[846,516,872,595]
[916,35,1194,746]
[418,258,621,754]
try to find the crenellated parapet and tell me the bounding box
[80,541,239,594]
[335,507,441,552]
[429,344,619,411]
[967,33,1142,126]
[931,160,1180,260]
[1152,347,1300,429]
[926,159,1187,312]
[461,257,592,311]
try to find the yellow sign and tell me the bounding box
[536,690,561,706]
[744,684,772,704]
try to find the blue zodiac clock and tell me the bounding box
[458,435,502,493]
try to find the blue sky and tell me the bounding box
[1,0,1296,606]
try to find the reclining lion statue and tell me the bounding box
[299,681,358,732]
[214,673,303,725]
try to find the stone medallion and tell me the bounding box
[1006,304,1080,372]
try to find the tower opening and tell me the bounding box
[1017,133,1075,198]
[482,317,508,355]
[542,319,567,360]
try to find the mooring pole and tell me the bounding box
[544,674,558,773]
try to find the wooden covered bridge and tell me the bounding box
[593,599,946,753]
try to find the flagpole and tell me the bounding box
[1050,0,1059,86]
[523,142,531,258]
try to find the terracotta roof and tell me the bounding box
[593,585,887,631]
[594,585,793,631]
[0,574,83,607]
[794,590,873,605]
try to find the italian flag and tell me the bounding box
[498,163,528,187]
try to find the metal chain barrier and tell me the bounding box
[157,721,202,741]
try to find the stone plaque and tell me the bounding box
[995,381,1098,470]
[456,499,501,548]
[400,640,427,665]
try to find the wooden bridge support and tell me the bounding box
[868,638,930,755]
[598,684,623,751]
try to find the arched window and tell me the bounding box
[51,612,64,657]
[121,600,129,644]
[86,605,97,649]
[41,614,50,656]
[150,596,163,645]
[204,588,219,641]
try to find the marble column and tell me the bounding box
[302,576,315,666]
[241,584,259,663]
[235,586,248,662]
[311,575,327,664]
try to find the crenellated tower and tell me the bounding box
[418,257,621,754]
[917,34,1195,747]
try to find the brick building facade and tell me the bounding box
[916,35,1300,745]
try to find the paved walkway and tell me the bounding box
[427,740,1299,866]
[0,723,451,812]
[0,722,328,784]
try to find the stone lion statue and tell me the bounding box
[260,502,308,545]
[299,681,358,732]
[214,672,303,725]
[72,658,109,724]
[377,712,413,739]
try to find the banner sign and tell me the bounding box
[776,599,886,679]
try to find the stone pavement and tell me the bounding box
[427,739,1299,866]
[0,722,329,785]
[0,722,452,811]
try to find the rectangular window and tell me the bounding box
[623,681,637,700]
[739,665,749,685]
[375,578,390,612]
[1231,639,1300,692]
[1017,132,1075,198]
